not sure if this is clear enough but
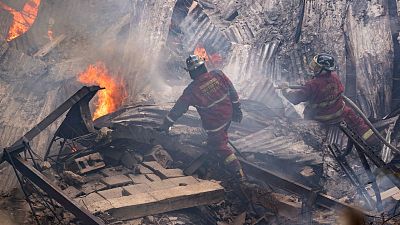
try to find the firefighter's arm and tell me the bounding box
[281,82,313,105]
[158,88,192,132]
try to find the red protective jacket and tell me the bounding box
[165,70,239,131]
[283,71,376,143]
[283,71,345,122]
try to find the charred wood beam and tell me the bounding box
[339,121,400,189]
[388,0,400,108]
[0,86,104,224]
[294,0,305,43]
[239,159,372,215]
[9,86,101,151]
[2,148,105,225]
[328,144,375,210]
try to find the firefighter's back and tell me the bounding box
[190,71,233,130]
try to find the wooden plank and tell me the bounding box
[87,181,224,220]
[33,34,66,57]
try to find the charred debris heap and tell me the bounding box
[0,85,398,225]
[1,0,400,225]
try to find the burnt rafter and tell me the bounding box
[1,86,105,225]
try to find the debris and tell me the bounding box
[144,174,161,182]
[137,165,153,174]
[62,171,84,186]
[231,212,246,225]
[74,153,106,174]
[101,175,133,188]
[85,181,224,220]
[33,34,66,57]
[63,186,83,198]
[142,161,185,179]
[97,187,124,199]
[100,166,131,177]
[300,166,315,177]
[39,161,51,170]
[144,145,173,168]
[120,151,140,169]
[128,174,151,184]
[81,181,107,195]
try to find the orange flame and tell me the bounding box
[194,44,210,62]
[194,44,223,67]
[0,0,41,41]
[77,62,127,120]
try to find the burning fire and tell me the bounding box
[0,0,41,41]
[77,62,127,120]
[194,44,223,67]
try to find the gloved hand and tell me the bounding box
[232,102,243,123]
[277,82,289,90]
[155,122,171,134]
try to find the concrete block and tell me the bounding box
[123,184,151,195]
[101,175,133,188]
[100,166,131,177]
[87,181,224,220]
[142,161,184,179]
[142,161,165,171]
[128,174,151,184]
[146,179,176,191]
[63,186,83,198]
[158,169,185,179]
[81,181,107,195]
[168,176,199,186]
[137,165,153,174]
[74,152,105,174]
[78,192,106,207]
[145,174,162,182]
[97,187,124,199]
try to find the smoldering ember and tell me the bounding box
[1,1,400,225]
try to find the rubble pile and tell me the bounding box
[0,0,400,224]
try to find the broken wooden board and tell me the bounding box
[33,34,66,57]
[86,180,224,220]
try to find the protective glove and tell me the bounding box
[277,82,289,90]
[232,102,243,123]
[155,119,172,134]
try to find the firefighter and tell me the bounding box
[157,55,245,181]
[281,53,378,146]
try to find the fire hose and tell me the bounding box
[277,84,400,154]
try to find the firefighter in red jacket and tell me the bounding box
[282,53,377,145]
[157,55,245,180]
